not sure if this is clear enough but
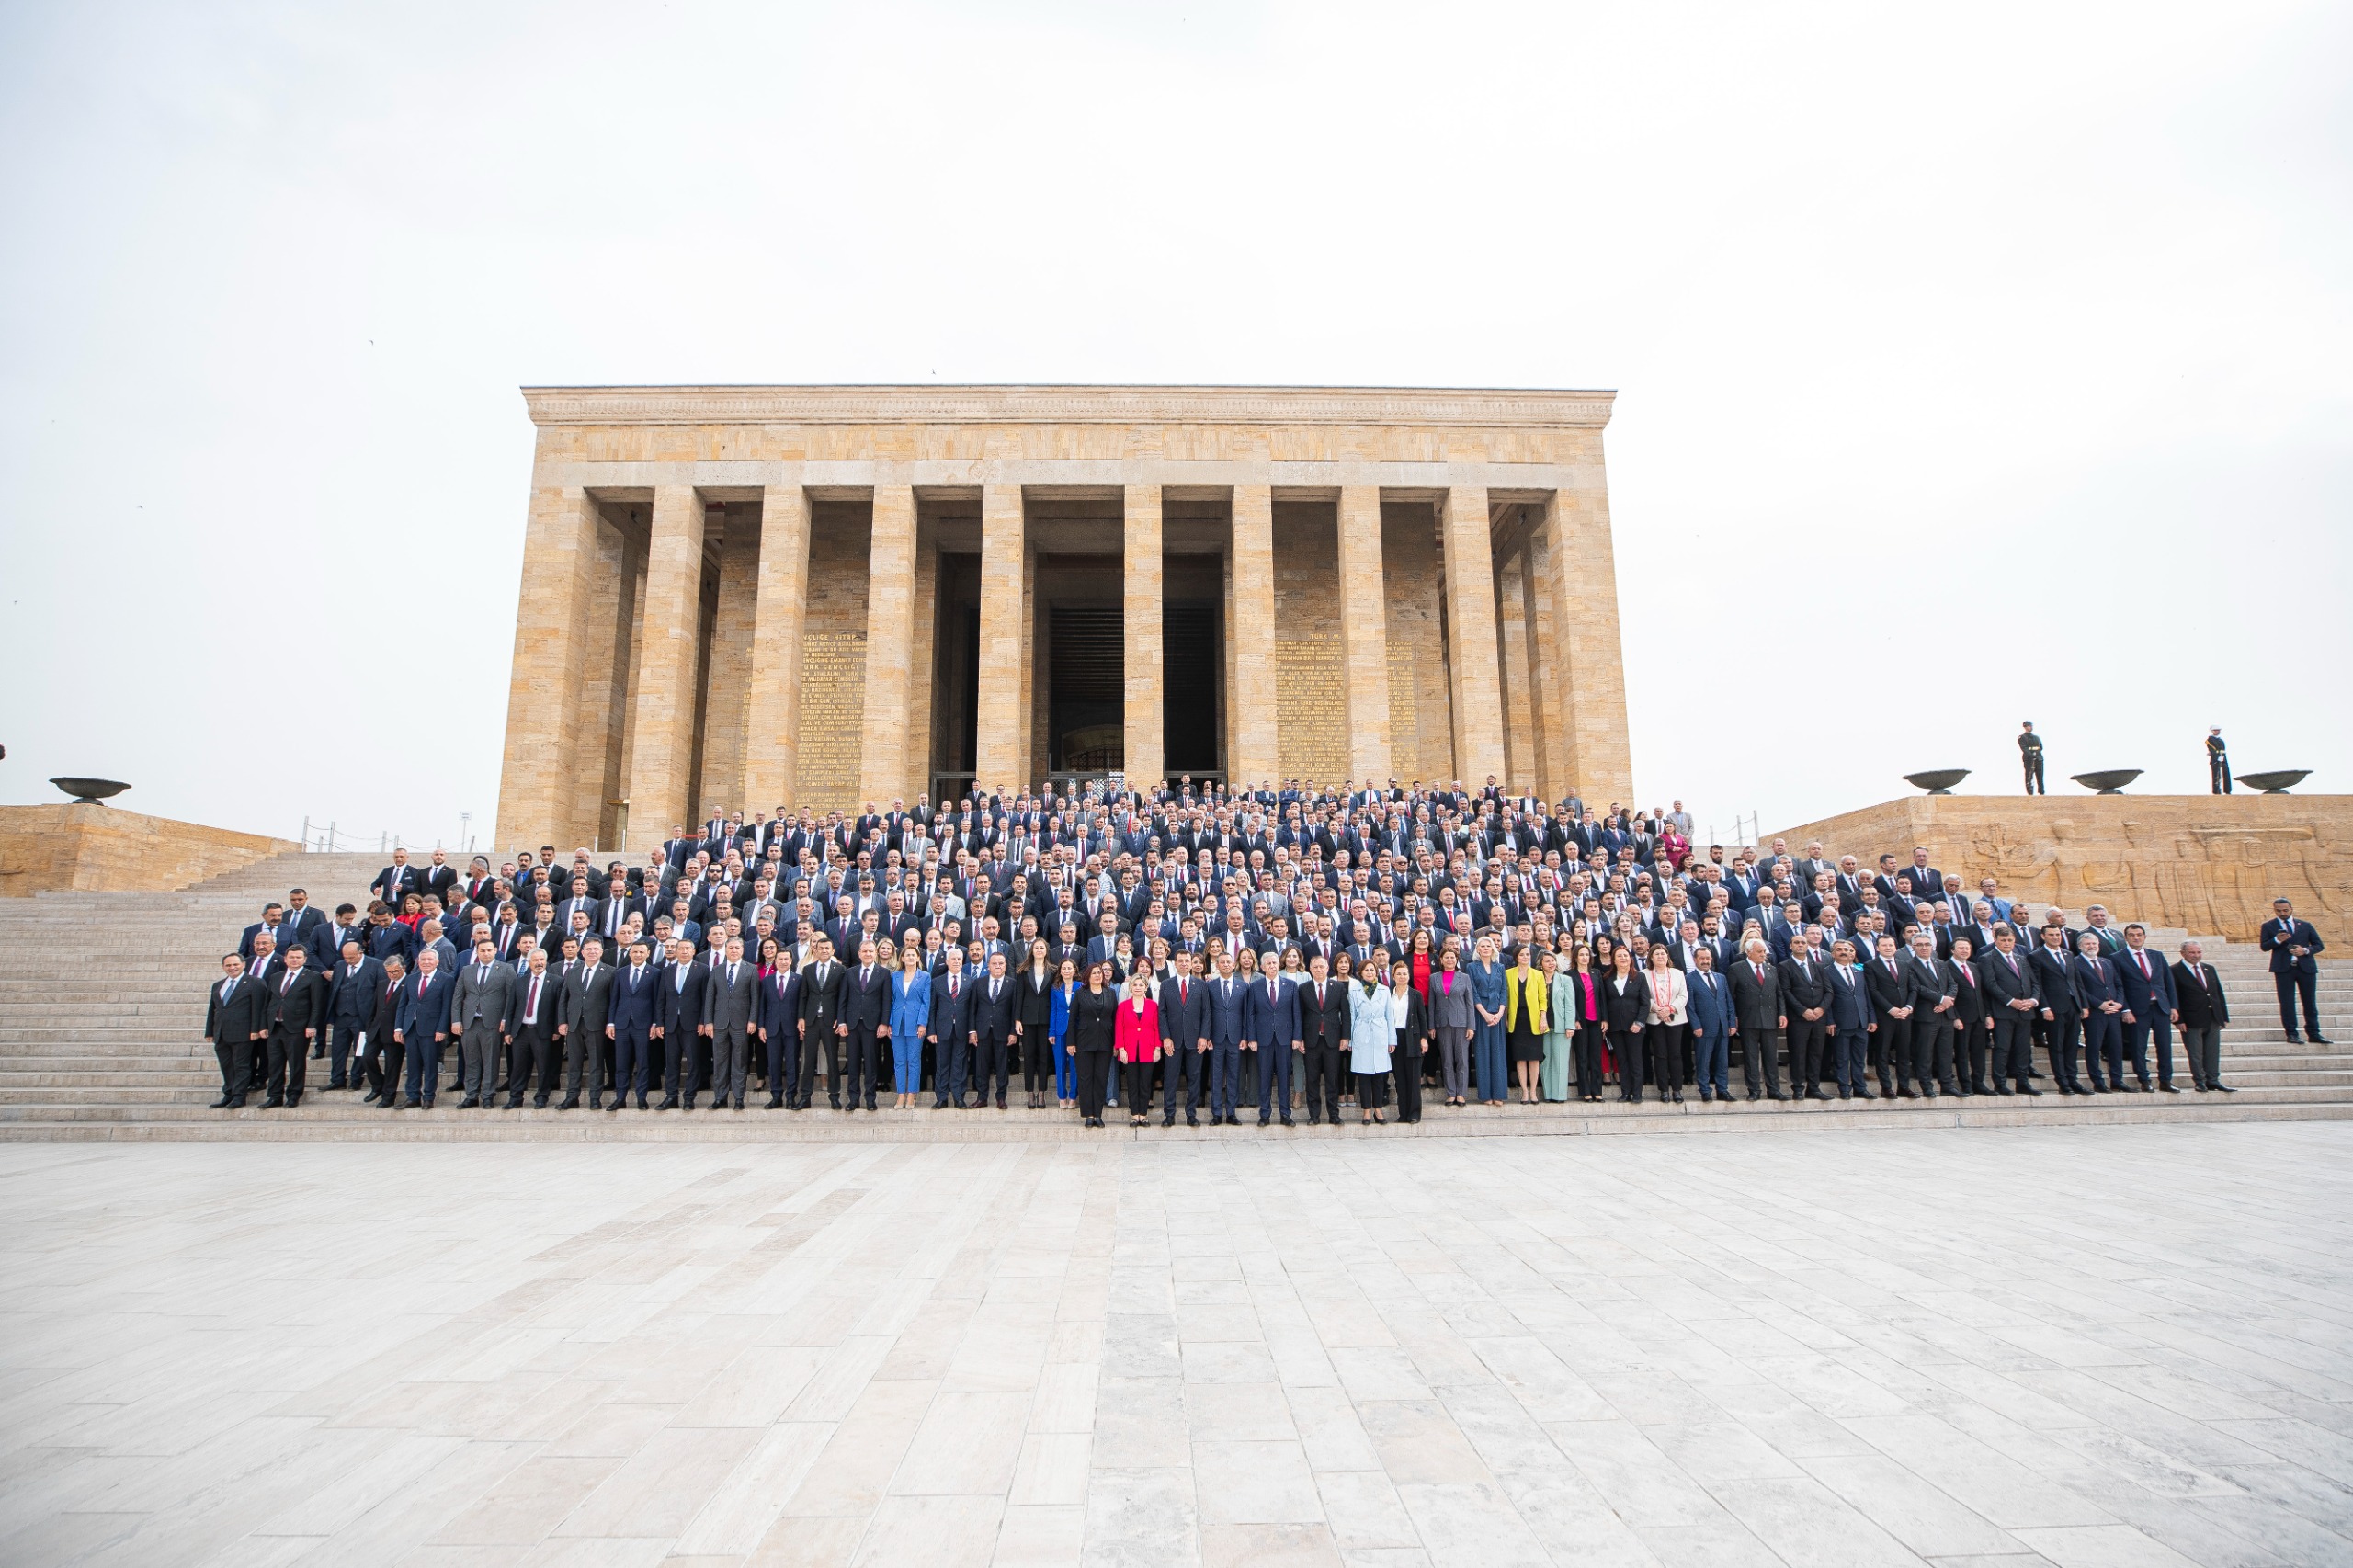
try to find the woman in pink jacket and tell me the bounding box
[1113,971,1163,1129]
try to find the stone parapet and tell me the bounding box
[1768,794,2352,943]
[0,806,301,897]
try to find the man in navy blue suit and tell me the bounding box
[607,939,661,1109]
[2074,932,2129,1092]
[1687,946,1735,1102]
[1245,965,1300,1127]
[1202,949,1250,1126]
[2260,898,2331,1043]
[2113,924,2179,1091]
[1157,951,1211,1128]
[392,949,455,1109]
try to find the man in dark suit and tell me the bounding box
[203,953,272,1108]
[449,937,517,1108]
[703,935,761,1110]
[373,848,417,910]
[796,938,847,1108]
[927,948,973,1109]
[607,940,660,1110]
[2028,926,2085,1093]
[2173,939,2233,1093]
[1688,947,1734,1102]
[2074,932,2128,1092]
[1863,935,1914,1099]
[1899,931,1957,1097]
[1946,935,1990,1095]
[393,949,456,1108]
[837,939,890,1112]
[362,953,407,1106]
[1158,952,1211,1127]
[657,937,709,1108]
[1979,926,2042,1096]
[260,946,329,1108]
[560,937,617,1109]
[1296,956,1350,1125]
[968,951,1019,1109]
[1779,944,1832,1102]
[506,949,562,1108]
[1244,963,1299,1128]
[2260,899,2330,1043]
[1824,939,1871,1100]
[1728,937,1786,1101]
[324,938,383,1092]
[2113,924,2179,1091]
[1202,950,1249,1126]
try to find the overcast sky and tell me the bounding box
[2,1,2347,850]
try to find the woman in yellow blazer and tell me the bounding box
[1504,943,1550,1105]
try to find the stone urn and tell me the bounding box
[50,777,131,805]
[2237,769,2311,795]
[2070,769,2142,795]
[1904,769,1970,796]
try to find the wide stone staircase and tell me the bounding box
[1,849,2348,1142]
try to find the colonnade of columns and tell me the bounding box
[497,472,1631,851]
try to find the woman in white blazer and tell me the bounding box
[1645,944,1690,1105]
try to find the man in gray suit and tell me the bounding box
[449,937,517,1108]
[703,934,761,1110]
[560,936,617,1109]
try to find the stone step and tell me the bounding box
[5,1097,2350,1144]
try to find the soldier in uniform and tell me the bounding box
[2019,721,2046,795]
[2207,727,2231,794]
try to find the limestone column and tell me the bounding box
[1441,484,1506,787]
[1542,470,1634,803]
[494,483,602,850]
[860,485,918,805]
[624,485,708,846]
[1336,486,1392,784]
[743,483,811,812]
[905,535,938,803]
[1228,485,1279,787]
[1521,519,1567,802]
[1123,483,1165,790]
[1496,547,1536,792]
[975,484,1028,794]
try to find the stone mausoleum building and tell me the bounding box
[494,385,1634,849]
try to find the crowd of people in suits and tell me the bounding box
[200,778,2329,1119]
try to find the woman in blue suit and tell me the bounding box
[1469,934,1509,1106]
[1048,957,1079,1109]
[887,943,932,1109]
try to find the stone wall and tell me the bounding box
[794,504,871,812]
[0,806,300,896]
[1768,794,2353,943]
[1272,504,1347,783]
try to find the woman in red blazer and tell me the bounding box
[1113,972,1164,1128]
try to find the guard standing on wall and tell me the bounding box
[2208,728,2232,794]
[2019,722,2045,795]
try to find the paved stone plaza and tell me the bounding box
[2,1124,2350,1568]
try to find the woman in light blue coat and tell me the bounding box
[1348,965,1397,1124]
[886,945,932,1109]
[1469,934,1510,1106]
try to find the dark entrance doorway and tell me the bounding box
[1163,598,1222,777]
[1049,605,1123,771]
